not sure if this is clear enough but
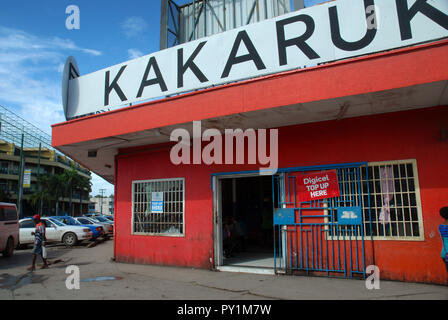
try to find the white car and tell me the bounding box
[19,218,93,247]
[76,217,113,238]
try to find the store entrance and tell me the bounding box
[219,175,276,268]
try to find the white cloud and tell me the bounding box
[0,26,103,133]
[0,26,102,57]
[0,26,110,194]
[0,70,65,133]
[121,17,148,38]
[57,63,65,73]
[81,48,102,56]
[127,48,144,60]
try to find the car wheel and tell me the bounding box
[3,237,14,257]
[62,232,78,247]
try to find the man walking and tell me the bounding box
[27,215,49,271]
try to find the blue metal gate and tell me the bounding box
[272,162,372,278]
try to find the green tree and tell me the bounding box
[48,174,66,216]
[75,175,92,216]
[30,167,91,216]
[0,187,9,202]
[30,175,51,215]
[62,164,80,216]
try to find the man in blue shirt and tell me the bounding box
[439,207,448,273]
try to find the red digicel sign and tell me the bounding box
[297,170,340,202]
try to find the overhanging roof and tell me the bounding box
[52,39,448,184]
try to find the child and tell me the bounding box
[439,207,448,273]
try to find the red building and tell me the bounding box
[53,1,448,285]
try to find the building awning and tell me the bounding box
[52,39,448,184]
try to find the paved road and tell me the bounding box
[0,240,447,300]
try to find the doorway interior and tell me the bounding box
[218,175,277,268]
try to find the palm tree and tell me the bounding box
[30,175,51,215]
[75,175,92,216]
[48,174,66,216]
[62,164,79,216]
[62,165,92,216]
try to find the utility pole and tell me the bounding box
[17,132,24,219]
[37,142,42,215]
[99,188,106,215]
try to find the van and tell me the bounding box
[0,203,19,257]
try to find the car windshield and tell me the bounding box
[53,217,79,225]
[48,218,65,226]
[95,216,110,222]
[77,218,93,224]
[66,217,81,225]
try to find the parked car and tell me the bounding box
[51,216,105,240]
[93,215,114,223]
[88,216,114,235]
[0,203,19,257]
[88,214,113,222]
[75,217,113,238]
[19,217,93,247]
[84,213,97,218]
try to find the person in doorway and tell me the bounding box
[223,216,244,258]
[230,216,245,253]
[27,215,49,271]
[439,207,448,274]
[222,216,234,258]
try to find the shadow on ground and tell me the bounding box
[0,241,95,270]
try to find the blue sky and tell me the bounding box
[0,0,324,196]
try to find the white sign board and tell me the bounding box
[23,169,31,189]
[151,192,164,213]
[64,0,448,119]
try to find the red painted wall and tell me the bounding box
[115,106,448,285]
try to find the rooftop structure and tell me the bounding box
[0,105,52,149]
[160,0,304,49]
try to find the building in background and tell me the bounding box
[89,195,114,215]
[0,105,91,217]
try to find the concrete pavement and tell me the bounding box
[0,240,447,300]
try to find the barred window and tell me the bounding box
[325,160,424,240]
[361,160,424,240]
[132,178,185,236]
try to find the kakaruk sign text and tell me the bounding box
[64,0,448,119]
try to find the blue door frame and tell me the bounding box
[272,162,372,278]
